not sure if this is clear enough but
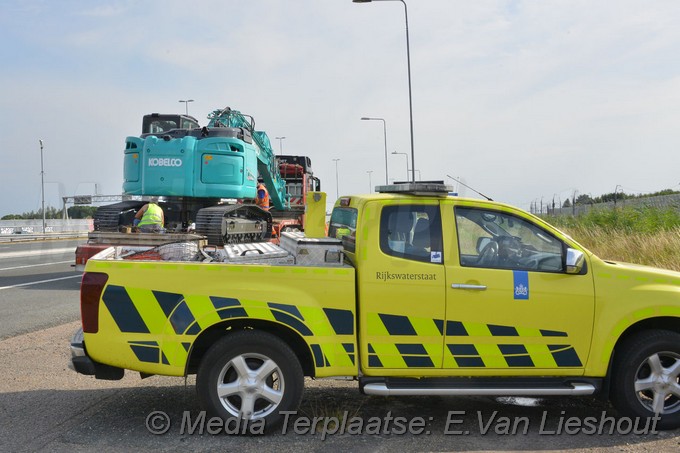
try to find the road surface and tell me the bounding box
[0,239,83,339]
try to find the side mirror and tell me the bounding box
[565,248,585,274]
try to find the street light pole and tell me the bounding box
[391,151,408,181]
[39,139,45,233]
[178,99,194,115]
[367,170,373,192]
[614,184,621,206]
[275,136,286,156]
[332,158,340,200]
[353,0,415,183]
[360,117,388,184]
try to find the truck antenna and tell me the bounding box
[446,175,493,201]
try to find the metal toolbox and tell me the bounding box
[219,242,295,265]
[279,232,344,266]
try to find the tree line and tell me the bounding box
[1,206,99,220]
[562,189,680,208]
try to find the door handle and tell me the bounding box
[451,283,487,291]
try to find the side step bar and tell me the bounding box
[363,383,596,396]
[361,378,600,397]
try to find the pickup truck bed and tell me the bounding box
[77,243,356,379]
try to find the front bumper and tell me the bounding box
[69,327,125,380]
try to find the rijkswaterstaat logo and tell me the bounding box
[515,284,528,298]
[513,270,529,300]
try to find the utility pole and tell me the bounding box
[354,0,416,183]
[39,139,45,233]
[614,184,621,206]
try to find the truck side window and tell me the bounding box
[328,207,358,253]
[380,205,443,264]
[455,207,564,272]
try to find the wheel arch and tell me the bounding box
[184,318,316,377]
[601,316,680,397]
[614,316,680,352]
[606,326,680,429]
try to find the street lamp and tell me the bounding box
[408,168,421,180]
[360,117,388,184]
[178,99,194,115]
[614,184,622,206]
[39,139,45,233]
[275,136,286,156]
[391,151,408,181]
[353,0,415,183]
[332,158,340,200]
[367,170,373,192]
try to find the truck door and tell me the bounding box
[358,202,446,375]
[442,203,595,374]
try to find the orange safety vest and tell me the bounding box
[256,183,270,210]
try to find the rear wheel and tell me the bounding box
[196,330,304,430]
[611,330,680,430]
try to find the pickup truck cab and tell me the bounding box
[70,183,680,430]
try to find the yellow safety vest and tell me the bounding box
[138,203,163,227]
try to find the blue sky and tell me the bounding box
[2,0,680,217]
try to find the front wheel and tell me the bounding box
[196,330,304,430]
[611,330,680,430]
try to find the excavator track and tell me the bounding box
[195,204,272,246]
[93,201,146,232]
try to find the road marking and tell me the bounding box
[0,247,75,259]
[0,260,73,271]
[0,275,81,291]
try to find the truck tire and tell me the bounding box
[196,330,304,431]
[610,330,680,430]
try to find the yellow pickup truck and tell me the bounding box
[70,183,680,430]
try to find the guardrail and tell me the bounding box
[0,232,88,243]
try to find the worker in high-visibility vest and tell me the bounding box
[134,202,165,233]
[335,227,351,239]
[256,179,270,211]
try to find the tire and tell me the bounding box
[610,330,680,430]
[196,330,304,431]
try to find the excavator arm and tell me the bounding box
[207,108,289,210]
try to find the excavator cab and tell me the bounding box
[141,113,199,135]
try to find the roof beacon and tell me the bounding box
[376,182,453,196]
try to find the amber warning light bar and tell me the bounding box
[376,182,453,196]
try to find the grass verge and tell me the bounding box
[543,207,680,272]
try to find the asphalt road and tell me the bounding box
[1,240,679,452]
[0,239,84,339]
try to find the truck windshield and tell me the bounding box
[328,207,357,252]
